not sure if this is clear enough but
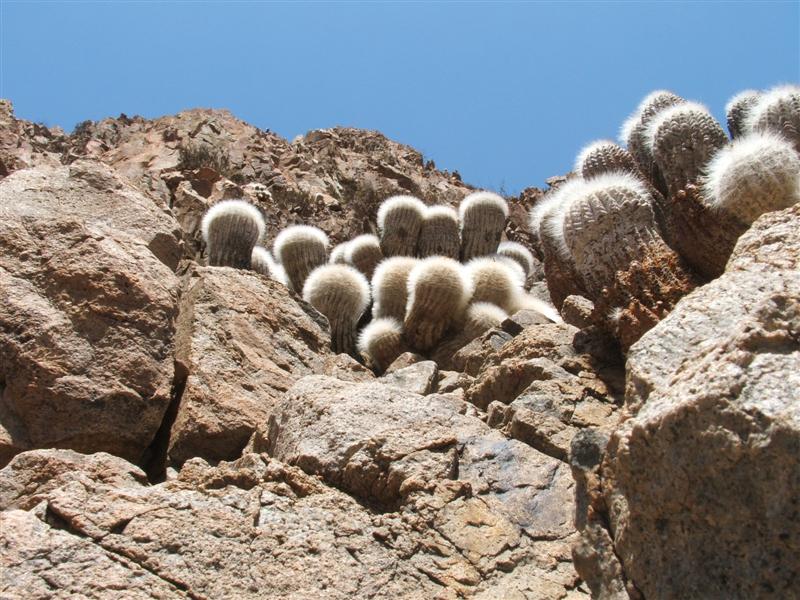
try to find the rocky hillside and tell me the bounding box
[0,95,797,599]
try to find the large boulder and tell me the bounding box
[597,204,800,598]
[0,161,182,466]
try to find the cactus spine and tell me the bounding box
[458,191,508,261]
[496,241,535,279]
[743,85,800,153]
[417,205,460,259]
[273,225,329,292]
[357,317,406,373]
[645,102,729,197]
[201,200,265,269]
[345,234,384,279]
[404,257,473,352]
[376,195,426,257]
[725,90,761,139]
[371,256,418,321]
[702,131,800,225]
[302,264,370,355]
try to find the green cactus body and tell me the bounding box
[496,241,535,278]
[377,195,426,257]
[357,317,406,373]
[417,205,460,259]
[201,200,265,269]
[371,256,418,321]
[273,225,329,292]
[345,234,384,279]
[702,131,800,225]
[725,90,762,139]
[646,102,728,197]
[459,191,508,261]
[302,264,371,355]
[744,85,800,153]
[404,257,473,352]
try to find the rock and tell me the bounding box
[500,309,552,336]
[452,329,514,376]
[384,351,425,373]
[597,204,800,598]
[380,360,438,395]
[560,295,595,329]
[0,161,182,466]
[166,266,333,467]
[437,370,466,393]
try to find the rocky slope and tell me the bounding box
[0,99,797,599]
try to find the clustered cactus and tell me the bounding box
[201,200,265,269]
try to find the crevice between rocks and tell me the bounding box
[142,358,189,483]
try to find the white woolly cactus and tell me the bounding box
[404,257,473,352]
[575,140,641,180]
[702,131,800,225]
[357,317,406,373]
[344,234,384,279]
[201,200,265,269]
[251,246,289,286]
[725,89,762,138]
[497,241,535,278]
[645,101,729,197]
[465,257,525,315]
[621,90,686,179]
[417,205,460,259]
[458,191,509,261]
[302,264,371,355]
[273,225,329,292]
[329,242,349,264]
[512,294,563,323]
[462,302,509,339]
[376,195,426,257]
[371,256,418,321]
[743,85,800,152]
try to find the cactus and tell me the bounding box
[530,180,589,309]
[702,131,800,225]
[465,257,525,315]
[404,257,473,352]
[645,101,728,197]
[345,234,384,279]
[725,90,761,139]
[743,85,800,153]
[376,195,426,257]
[575,140,641,180]
[458,191,508,261]
[371,256,418,321]
[251,246,289,286]
[329,242,349,264]
[512,294,563,323]
[200,200,265,269]
[496,241,535,278]
[302,264,370,355]
[430,302,508,368]
[417,205,460,259]
[273,225,329,292]
[357,317,406,373]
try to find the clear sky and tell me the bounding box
[1,1,798,194]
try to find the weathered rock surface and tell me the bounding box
[0,161,182,466]
[592,204,800,599]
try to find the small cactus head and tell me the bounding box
[458,191,508,261]
[465,257,525,315]
[496,241,535,278]
[645,101,728,196]
[528,192,564,257]
[404,257,473,351]
[462,302,508,339]
[251,246,289,286]
[376,195,426,257]
[575,140,641,180]
[273,225,330,292]
[725,89,762,139]
[201,200,265,269]
[371,256,418,321]
[702,131,800,225]
[743,84,800,153]
[357,317,406,373]
[417,205,460,259]
[302,264,370,355]
[621,91,686,165]
[345,234,384,279]
[329,242,349,264]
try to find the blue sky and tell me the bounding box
[1,1,798,194]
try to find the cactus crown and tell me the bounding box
[424,205,458,222]
[619,90,684,145]
[251,246,273,275]
[535,177,594,260]
[344,234,381,262]
[371,256,418,320]
[742,84,800,142]
[497,241,535,277]
[725,90,762,138]
[529,192,562,240]
[329,242,349,264]
[357,316,403,354]
[463,302,508,338]
[273,225,330,257]
[575,139,640,179]
[701,131,800,223]
[302,264,371,322]
[465,257,524,313]
[643,101,718,153]
[200,200,266,244]
[376,195,426,231]
[406,256,474,316]
[458,191,509,224]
